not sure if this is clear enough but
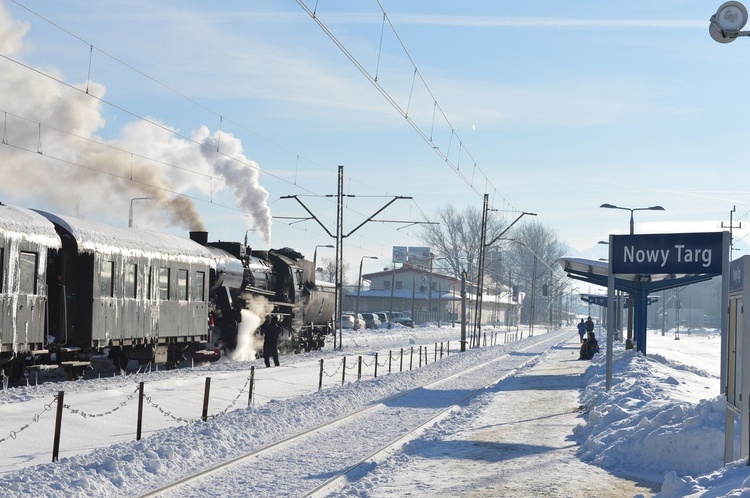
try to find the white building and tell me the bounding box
[345,264,522,327]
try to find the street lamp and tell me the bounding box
[313,245,335,275]
[710,1,749,43]
[355,256,378,322]
[599,204,665,235]
[600,203,666,348]
[128,197,149,228]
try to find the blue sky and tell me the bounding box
[1,0,749,279]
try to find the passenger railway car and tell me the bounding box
[0,203,335,379]
[0,204,61,377]
[39,211,217,368]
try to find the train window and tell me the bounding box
[158,267,170,300]
[177,269,188,301]
[100,260,114,297]
[194,271,205,302]
[19,251,37,294]
[147,267,153,300]
[125,263,137,299]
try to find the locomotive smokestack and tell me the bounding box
[190,231,208,246]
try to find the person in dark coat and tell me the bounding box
[579,332,599,360]
[577,319,587,343]
[585,316,594,334]
[262,318,282,367]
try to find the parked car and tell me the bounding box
[336,312,363,330]
[377,311,414,327]
[391,311,414,327]
[374,312,388,324]
[360,312,381,329]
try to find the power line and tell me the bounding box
[295,0,523,217]
[1,1,455,247]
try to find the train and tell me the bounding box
[0,202,336,380]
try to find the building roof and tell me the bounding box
[362,264,460,283]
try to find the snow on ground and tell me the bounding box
[0,323,748,497]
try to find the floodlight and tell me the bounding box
[710,22,737,43]
[715,1,748,32]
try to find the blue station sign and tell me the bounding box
[581,294,658,307]
[611,232,724,275]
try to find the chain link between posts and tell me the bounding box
[62,384,141,418]
[0,394,58,446]
[0,335,526,454]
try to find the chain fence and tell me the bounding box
[0,331,525,463]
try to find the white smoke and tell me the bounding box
[0,2,272,236]
[197,127,273,247]
[228,309,263,362]
[226,295,274,362]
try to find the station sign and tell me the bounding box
[581,294,658,307]
[611,232,723,275]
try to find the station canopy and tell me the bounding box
[557,257,713,293]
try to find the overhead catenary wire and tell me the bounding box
[296,0,523,218]
[2,1,477,251]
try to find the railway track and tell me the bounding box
[137,329,573,498]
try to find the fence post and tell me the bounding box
[52,391,64,462]
[440,342,443,359]
[248,366,255,407]
[318,359,324,391]
[434,343,437,362]
[400,348,404,372]
[374,352,378,378]
[137,382,144,441]
[389,350,392,373]
[447,341,450,356]
[358,356,362,380]
[201,377,211,422]
[410,347,414,370]
[419,345,422,368]
[342,357,346,385]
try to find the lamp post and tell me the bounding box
[355,256,378,322]
[313,244,335,275]
[128,197,149,228]
[600,203,665,348]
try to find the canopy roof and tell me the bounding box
[557,257,714,292]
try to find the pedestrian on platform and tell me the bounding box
[585,316,594,335]
[577,319,587,343]
[579,332,599,360]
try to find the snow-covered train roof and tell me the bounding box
[0,203,62,248]
[33,210,215,265]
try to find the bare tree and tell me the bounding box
[497,221,571,325]
[319,258,350,285]
[421,204,506,279]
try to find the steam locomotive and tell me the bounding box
[0,202,335,380]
